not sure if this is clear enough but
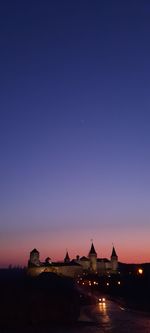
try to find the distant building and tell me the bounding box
[27,242,118,277]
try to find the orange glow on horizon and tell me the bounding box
[0,246,150,268]
[0,226,150,267]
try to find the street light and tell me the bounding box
[138,268,143,275]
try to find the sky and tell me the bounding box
[0,0,150,267]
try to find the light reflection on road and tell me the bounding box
[91,299,150,333]
[5,299,150,333]
[97,301,112,330]
[98,302,107,314]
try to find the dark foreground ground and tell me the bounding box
[1,269,150,333]
[1,299,150,333]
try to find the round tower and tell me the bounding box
[28,248,40,267]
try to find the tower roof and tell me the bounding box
[89,242,97,256]
[64,251,70,262]
[45,257,51,262]
[30,248,39,254]
[111,246,117,257]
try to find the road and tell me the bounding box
[78,299,150,333]
[3,299,150,333]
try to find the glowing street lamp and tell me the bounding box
[138,268,143,275]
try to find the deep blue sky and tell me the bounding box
[0,0,150,266]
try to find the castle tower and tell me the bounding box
[110,246,118,273]
[88,242,97,272]
[28,248,40,267]
[45,257,52,265]
[64,251,70,263]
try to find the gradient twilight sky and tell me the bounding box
[0,0,150,267]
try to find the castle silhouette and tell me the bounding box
[28,242,118,277]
